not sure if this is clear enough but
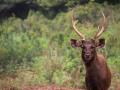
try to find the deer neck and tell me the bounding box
[85,53,101,74]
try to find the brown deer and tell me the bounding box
[70,11,111,90]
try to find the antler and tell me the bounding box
[94,11,108,39]
[72,11,85,40]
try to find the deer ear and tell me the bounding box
[70,39,81,48]
[97,38,105,48]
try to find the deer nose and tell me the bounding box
[85,53,90,57]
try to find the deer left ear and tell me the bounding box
[97,38,105,48]
[70,39,81,48]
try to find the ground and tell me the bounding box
[22,85,85,90]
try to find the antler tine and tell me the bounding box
[94,11,108,39]
[71,10,85,40]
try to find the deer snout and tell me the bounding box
[85,52,91,57]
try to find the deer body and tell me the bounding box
[85,53,111,90]
[70,10,111,90]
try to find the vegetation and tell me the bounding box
[0,0,120,90]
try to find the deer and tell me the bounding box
[70,11,111,90]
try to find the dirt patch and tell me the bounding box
[22,85,85,90]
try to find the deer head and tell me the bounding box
[70,10,108,65]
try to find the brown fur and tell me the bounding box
[71,39,111,90]
[85,53,111,90]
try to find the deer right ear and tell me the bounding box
[97,38,105,48]
[70,39,81,48]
